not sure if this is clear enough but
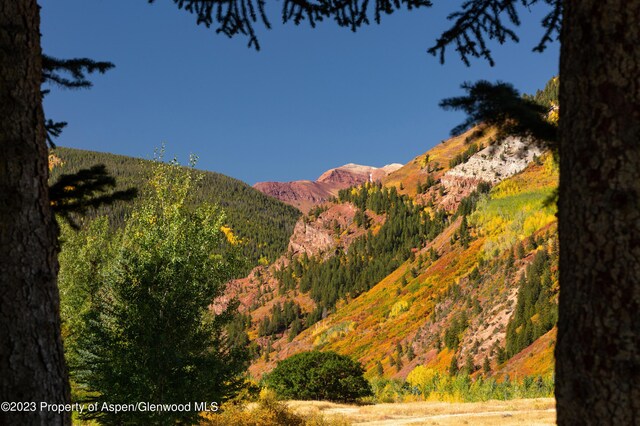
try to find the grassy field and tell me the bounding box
[287,398,556,425]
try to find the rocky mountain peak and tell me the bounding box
[255,162,402,213]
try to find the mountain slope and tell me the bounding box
[233,128,559,383]
[50,147,301,268]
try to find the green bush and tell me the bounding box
[264,351,372,402]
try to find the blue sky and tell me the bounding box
[41,1,559,185]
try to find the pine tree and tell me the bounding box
[429,247,439,261]
[289,318,302,342]
[458,216,470,248]
[407,345,415,361]
[265,339,272,362]
[448,356,459,377]
[483,357,491,375]
[395,354,404,372]
[506,250,515,271]
[464,353,475,375]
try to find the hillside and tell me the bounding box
[228,124,559,385]
[254,163,402,213]
[50,147,301,269]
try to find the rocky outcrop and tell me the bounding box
[440,136,543,211]
[254,163,402,213]
[445,136,543,183]
[288,220,335,257]
[439,176,488,211]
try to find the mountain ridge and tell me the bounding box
[254,163,402,213]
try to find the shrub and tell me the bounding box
[264,351,372,402]
[200,389,351,426]
[201,390,305,426]
[406,366,440,397]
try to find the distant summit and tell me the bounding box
[254,163,402,213]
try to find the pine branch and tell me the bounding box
[44,120,67,149]
[428,0,561,66]
[42,55,115,89]
[41,54,114,147]
[149,0,431,50]
[428,0,524,66]
[147,0,272,50]
[440,80,557,144]
[50,165,137,229]
[282,0,432,31]
[533,0,562,53]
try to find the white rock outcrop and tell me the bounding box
[439,136,543,211]
[444,136,543,184]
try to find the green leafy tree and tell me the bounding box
[264,351,372,402]
[59,159,248,424]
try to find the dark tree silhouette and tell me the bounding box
[49,165,137,229]
[1,3,70,424]
[428,0,561,65]
[43,56,136,229]
[439,80,557,145]
[42,55,114,147]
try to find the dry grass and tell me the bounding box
[287,398,556,425]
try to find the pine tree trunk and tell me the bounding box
[556,1,640,424]
[0,1,71,424]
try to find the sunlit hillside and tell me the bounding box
[237,125,559,390]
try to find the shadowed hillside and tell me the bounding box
[50,147,301,270]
